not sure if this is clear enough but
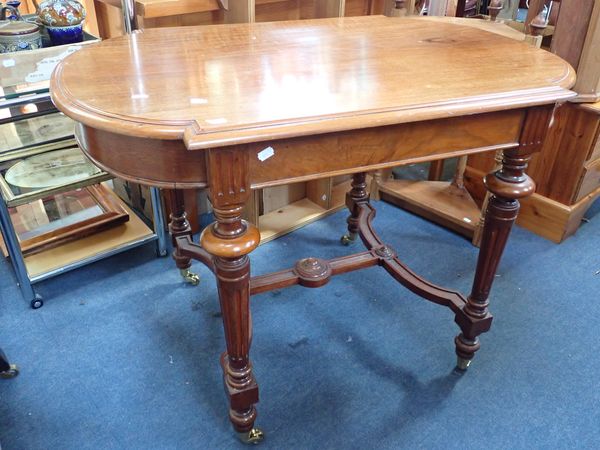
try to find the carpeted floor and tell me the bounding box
[1,198,599,450]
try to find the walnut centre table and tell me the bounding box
[51,16,575,443]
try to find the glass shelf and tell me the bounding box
[0,112,75,155]
[1,183,129,257]
[0,31,167,309]
[0,112,111,207]
[0,145,111,207]
[0,24,99,119]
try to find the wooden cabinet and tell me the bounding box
[93,0,377,39]
[573,2,600,102]
[464,1,600,243]
[465,101,600,243]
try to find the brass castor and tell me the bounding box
[237,428,264,445]
[180,268,200,286]
[340,233,356,246]
[0,364,19,379]
[456,356,472,371]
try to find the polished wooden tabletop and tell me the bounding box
[51,16,575,149]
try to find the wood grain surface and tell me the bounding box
[51,15,575,149]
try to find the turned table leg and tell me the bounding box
[455,176,524,370]
[166,189,200,285]
[455,106,553,370]
[201,148,263,443]
[341,172,369,245]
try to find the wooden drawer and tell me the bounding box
[576,157,600,202]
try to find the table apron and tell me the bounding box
[76,124,208,189]
[75,109,524,189]
[247,109,524,188]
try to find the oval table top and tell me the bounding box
[51,15,575,150]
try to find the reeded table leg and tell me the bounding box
[455,169,525,369]
[214,249,262,444]
[166,189,200,285]
[455,106,552,370]
[341,172,369,245]
[202,148,263,443]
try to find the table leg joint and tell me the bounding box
[175,235,215,273]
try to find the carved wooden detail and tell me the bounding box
[165,188,193,271]
[294,257,332,288]
[517,105,557,154]
[201,146,261,435]
[175,235,215,272]
[204,147,253,242]
[216,254,258,434]
[345,172,369,240]
[374,244,396,259]
[529,10,548,37]
[207,147,250,207]
[455,106,554,367]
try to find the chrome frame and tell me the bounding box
[0,14,170,303]
[151,186,168,257]
[0,195,35,301]
[0,182,168,302]
[29,233,159,283]
[120,0,138,34]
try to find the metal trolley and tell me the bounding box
[0,39,167,309]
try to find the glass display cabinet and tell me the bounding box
[0,42,167,309]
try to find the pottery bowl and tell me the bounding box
[38,0,85,27]
[46,22,83,45]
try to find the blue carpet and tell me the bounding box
[1,198,599,450]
